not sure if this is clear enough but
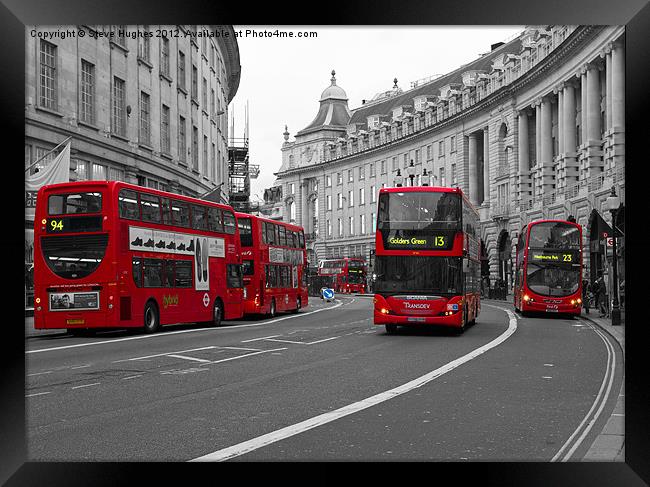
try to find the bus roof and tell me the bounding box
[234,212,305,233]
[378,185,477,216]
[39,180,237,212]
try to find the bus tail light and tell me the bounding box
[254,293,260,306]
[523,294,530,302]
[576,298,582,304]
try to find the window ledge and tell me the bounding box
[35,106,64,118]
[111,132,129,143]
[110,41,128,54]
[137,57,153,70]
[160,73,173,84]
[138,143,153,152]
[78,120,99,131]
[177,86,188,96]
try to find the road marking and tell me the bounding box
[551,321,617,462]
[167,354,213,363]
[113,346,217,363]
[241,335,280,343]
[121,375,143,380]
[27,300,345,355]
[70,364,92,369]
[207,348,287,365]
[216,346,262,352]
[244,336,341,346]
[190,304,517,462]
[71,382,101,390]
[27,371,53,377]
[26,391,52,397]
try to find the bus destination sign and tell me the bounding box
[530,249,579,264]
[383,232,454,250]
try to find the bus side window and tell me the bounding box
[223,211,236,234]
[119,189,140,220]
[208,207,224,233]
[171,200,190,228]
[161,198,172,225]
[132,257,142,288]
[140,193,162,223]
[174,260,192,288]
[192,205,208,231]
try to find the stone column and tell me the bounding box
[563,83,577,153]
[605,48,613,130]
[611,42,625,130]
[517,110,529,201]
[468,133,479,205]
[580,67,588,145]
[586,64,601,143]
[483,127,490,205]
[557,86,564,155]
[540,96,554,194]
[535,102,541,166]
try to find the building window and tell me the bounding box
[203,136,208,175]
[113,25,127,47]
[427,144,432,161]
[191,64,198,101]
[326,194,332,211]
[202,77,207,107]
[337,193,343,209]
[439,140,444,157]
[372,212,377,232]
[161,105,170,154]
[290,183,295,194]
[112,77,126,136]
[139,92,151,145]
[108,166,124,181]
[348,190,354,207]
[178,116,186,162]
[370,185,376,203]
[160,37,170,77]
[326,175,332,187]
[338,218,343,237]
[381,160,386,174]
[327,219,332,237]
[440,167,446,186]
[348,169,353,183]
[211,143,216,181]
[192,126,198,170]
[451,164,457,186]
[359,187,365,205]
[178,51,186,90]
[369,163,375,177]
[392,157,397,171]
[337,172,342,185]
[359,166,365,180]
[403,153,408,168]
[415,149,420,164]
[349,216,355,236]
[450,136,456,152]
[211,88,215,117]
[360,214,366,235]
[138,29,150,62]
[79,59,95,124]
[39,40,57,110]
[92,163,106,181]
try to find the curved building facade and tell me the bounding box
[276,25,625,288]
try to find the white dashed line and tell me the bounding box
[71,383,101,390]
[26,391,52,397]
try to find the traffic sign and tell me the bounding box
[322,288,335,301]
[203,293,210,307]
[606,237,614,247]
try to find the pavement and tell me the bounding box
[24,292,625,462]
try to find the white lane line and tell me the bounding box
[70,364,92,369]
[305,336,341,345]
[190,304,517,462]
[216,346,262,352]
[262,338,308,345]
[552,322,617,462]
[26,391,52,397]
[27,371,53,377]
[167,354,213,363]
[241,335,280,343]
[112,346,217,363]
[207,348,287,365]
[121,375,143,380]
[71,382,101,390]
[27,301,345,355]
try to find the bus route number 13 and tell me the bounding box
[434,236,446,247]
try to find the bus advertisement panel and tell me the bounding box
[33,181,244,334]
[372,186,481,334]
[317,258,366,293]
[237,213,308,317]
[513,219,583,316]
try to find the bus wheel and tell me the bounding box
[211,298,223,327]
[269,299,276,318]
[385,324,398,334]
[143,301,160,334]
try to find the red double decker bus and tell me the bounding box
[513,219,583,316]
[236,213,308,317]
[33,181,244,334]
[317,257,367,294]
[373,186,481,334]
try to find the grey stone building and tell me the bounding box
[274,25,625,289]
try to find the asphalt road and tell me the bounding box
[25,296,622,461]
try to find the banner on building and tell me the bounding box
[25,141,71,222]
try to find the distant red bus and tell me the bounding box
[317,257,367,293]
[373,186,481,334]
[236,213,308,317]
[33,181,244,334]
[513,219,583,316]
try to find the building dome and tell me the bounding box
[320,70,348,101]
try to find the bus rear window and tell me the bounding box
[49,192,102,215]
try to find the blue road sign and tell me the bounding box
[323,288,334,300]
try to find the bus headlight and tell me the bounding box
[523,294,530,302]
[35,297,41,304]
[577,298,582,304]
[380,308,389,314]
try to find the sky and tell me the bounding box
[230,26,524,202]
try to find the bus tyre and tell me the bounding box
[385,324,398,334]
[143,301,160,334]
[269,299,276,318]
[211,299,223,327]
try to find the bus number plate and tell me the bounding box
[545,306,559,313]
[407,317,426,322]
[66,319,85,325]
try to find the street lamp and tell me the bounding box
[406,160,416,186]
[604,186,621,326]
[393,168,404,187]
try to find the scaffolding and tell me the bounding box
[228,101,259,213]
